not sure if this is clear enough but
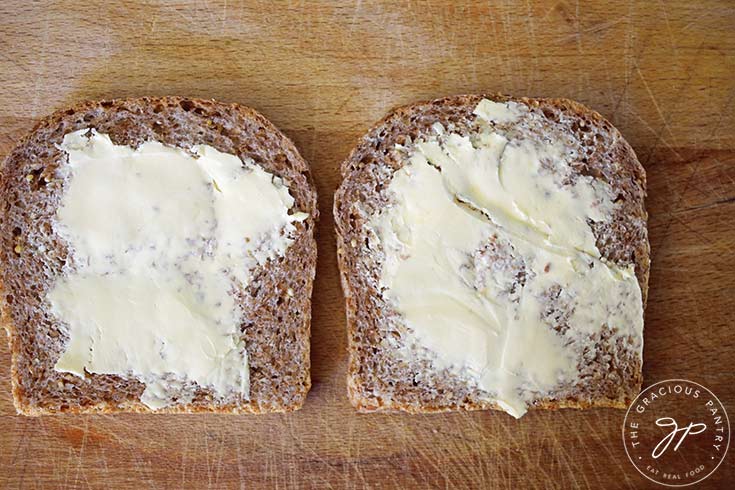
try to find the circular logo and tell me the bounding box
[622,379,730,486]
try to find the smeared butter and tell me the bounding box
[49,129,305,409]
[368,99,644,418]
[472,98,527,124]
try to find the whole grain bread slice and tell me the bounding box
[334,94,649,414]
[1,96,318,415]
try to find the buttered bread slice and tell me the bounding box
[1,97,317,414]
[335,95,648,417]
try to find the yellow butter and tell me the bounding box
[49,130,305,409]
[368,99,644,418]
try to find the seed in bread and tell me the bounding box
[334,95,648,417]
[1,97,318,415]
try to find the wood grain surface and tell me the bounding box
[1,1,734,488]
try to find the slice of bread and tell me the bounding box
[334,94,648,417]
[1,97,318,414]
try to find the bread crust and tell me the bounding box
[334,94,649,414]
[1,97,318,415]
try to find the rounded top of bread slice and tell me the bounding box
[335,94,648,413]
[1,97,317,414]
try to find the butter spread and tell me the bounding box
[49,129,306,409]
[472,98,527,124]
[369,99,644,418]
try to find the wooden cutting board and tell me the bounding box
[1,1,733,488]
